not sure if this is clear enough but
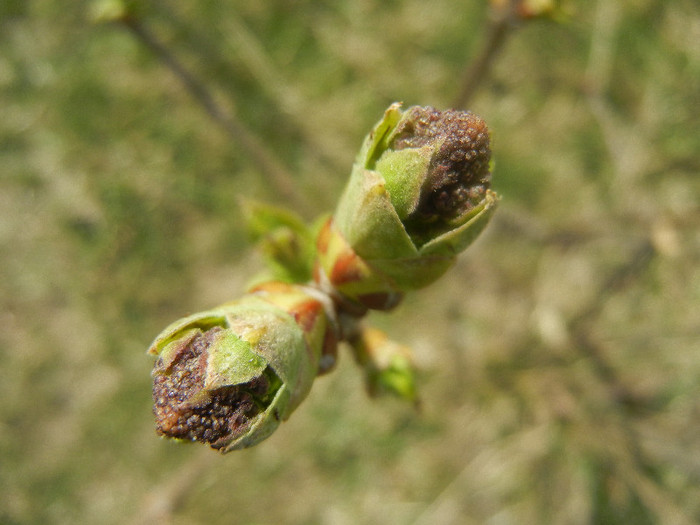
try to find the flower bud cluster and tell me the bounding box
[149,104,497,452]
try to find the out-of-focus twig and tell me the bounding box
[154,1,348,178]
[453,1,519,109]
[129,449,216,525]
[119,16,307,210]
[584,0,658,191]
[220,12,349,172]
[571,241,655,330]
[454,0,567,108]
[568,240,656,408]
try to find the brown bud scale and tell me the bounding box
[152,327,270,450]
[392,107,491,239]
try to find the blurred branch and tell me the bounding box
[491,210,657,404]
[453,1,519,109]
[568,240,656,408]
[454,1,568,108]
[583,0,653,187]
[583,0,620,99]
[129,450,216,525]
[154,1,348,177]
[119,16,308,210]
[571,241,655,330]
[218,11,349,173]
[578,3,661,406]
[495,235,658,407]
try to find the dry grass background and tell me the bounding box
[1,1,699,524]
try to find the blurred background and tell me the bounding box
[1,0,699,523]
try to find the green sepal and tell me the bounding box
[148,312,227,358]
[374,146,432,220]
[222,297,316,416]
[419,189,499,256]
[204,329,268,390]
[361,253,454,290]
[360,102,403,169]
[334,166,418,261]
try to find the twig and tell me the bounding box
[220,12,349,172]
[120,16,307,210]
[153,1,348,178]
[572,241,655,330]
[129,449,216,525]
[453,2,518,109]
[569,240,657,407]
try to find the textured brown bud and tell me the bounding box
[391,107,492,243]
[152,327,280,450]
